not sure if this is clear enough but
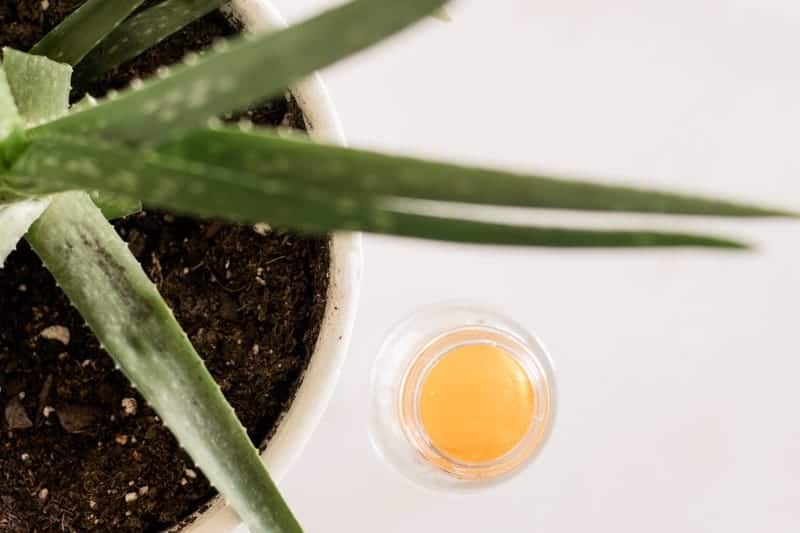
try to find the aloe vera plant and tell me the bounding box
[0,0,793,532]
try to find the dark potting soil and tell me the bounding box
[0,1,330,531]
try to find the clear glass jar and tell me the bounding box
[369,303,557,490]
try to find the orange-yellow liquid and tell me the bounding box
[418,344,535,464]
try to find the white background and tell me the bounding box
[269,1,799,531]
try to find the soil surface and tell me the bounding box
[0,1,329,531]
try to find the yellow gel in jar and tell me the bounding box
[371,307,555,488]
[418,344,535,464]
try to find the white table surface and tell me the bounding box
[253,1,800,531]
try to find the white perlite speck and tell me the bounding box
[40,325,70,345]
[121,398,137,416]
[38,488,48,500]
[124,492,138,503]
[184,468,197,479]
[253,223,271,236]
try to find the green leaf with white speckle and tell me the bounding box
[160,127,792,218]
[33,0,449,145]
[12,40,298,533]
[0,60,25,172]
[30,0,147,66]
[3,48,72,125]
[0,199,51,267]
[9,134,749,248]
[74,0,228,85]
[370,211,747,248]
[26,192,301,533]
[0,64,21,141]
[0,49,67,267]
[1,48,137,219]
[89,191,141,220]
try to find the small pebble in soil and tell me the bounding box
[184,468,197,480]
[39,325,70,345]
[38,488,48,501]
[5,397,33,430]
[138,486,149,496]
[121,397,138,416]
[57,404,100,433]
[124,492,138,504]
[115,434,129,445]
[42,406,55,417]
[253,223,271,236]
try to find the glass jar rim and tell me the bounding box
[369,303,558,491]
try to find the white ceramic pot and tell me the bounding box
[177,1,362,530]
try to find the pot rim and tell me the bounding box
[178,1,362,531]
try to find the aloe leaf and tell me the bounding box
[0,64,21,140]
[74,0,228,85]
[1,48,138,219]
[377,211,746,248]
[161,127,791,217]
[9,135,746,248]
[0,199,51,266]
[89,191,142,220]
[29,0,147,66]
[432,7,452,21]
[33,0,448,145]
[0,187,29,204]
[0,50,62,267]
[26,192,300,533]
[0,60,26,172]
[2,48,72,125]
[9,49,294,532]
